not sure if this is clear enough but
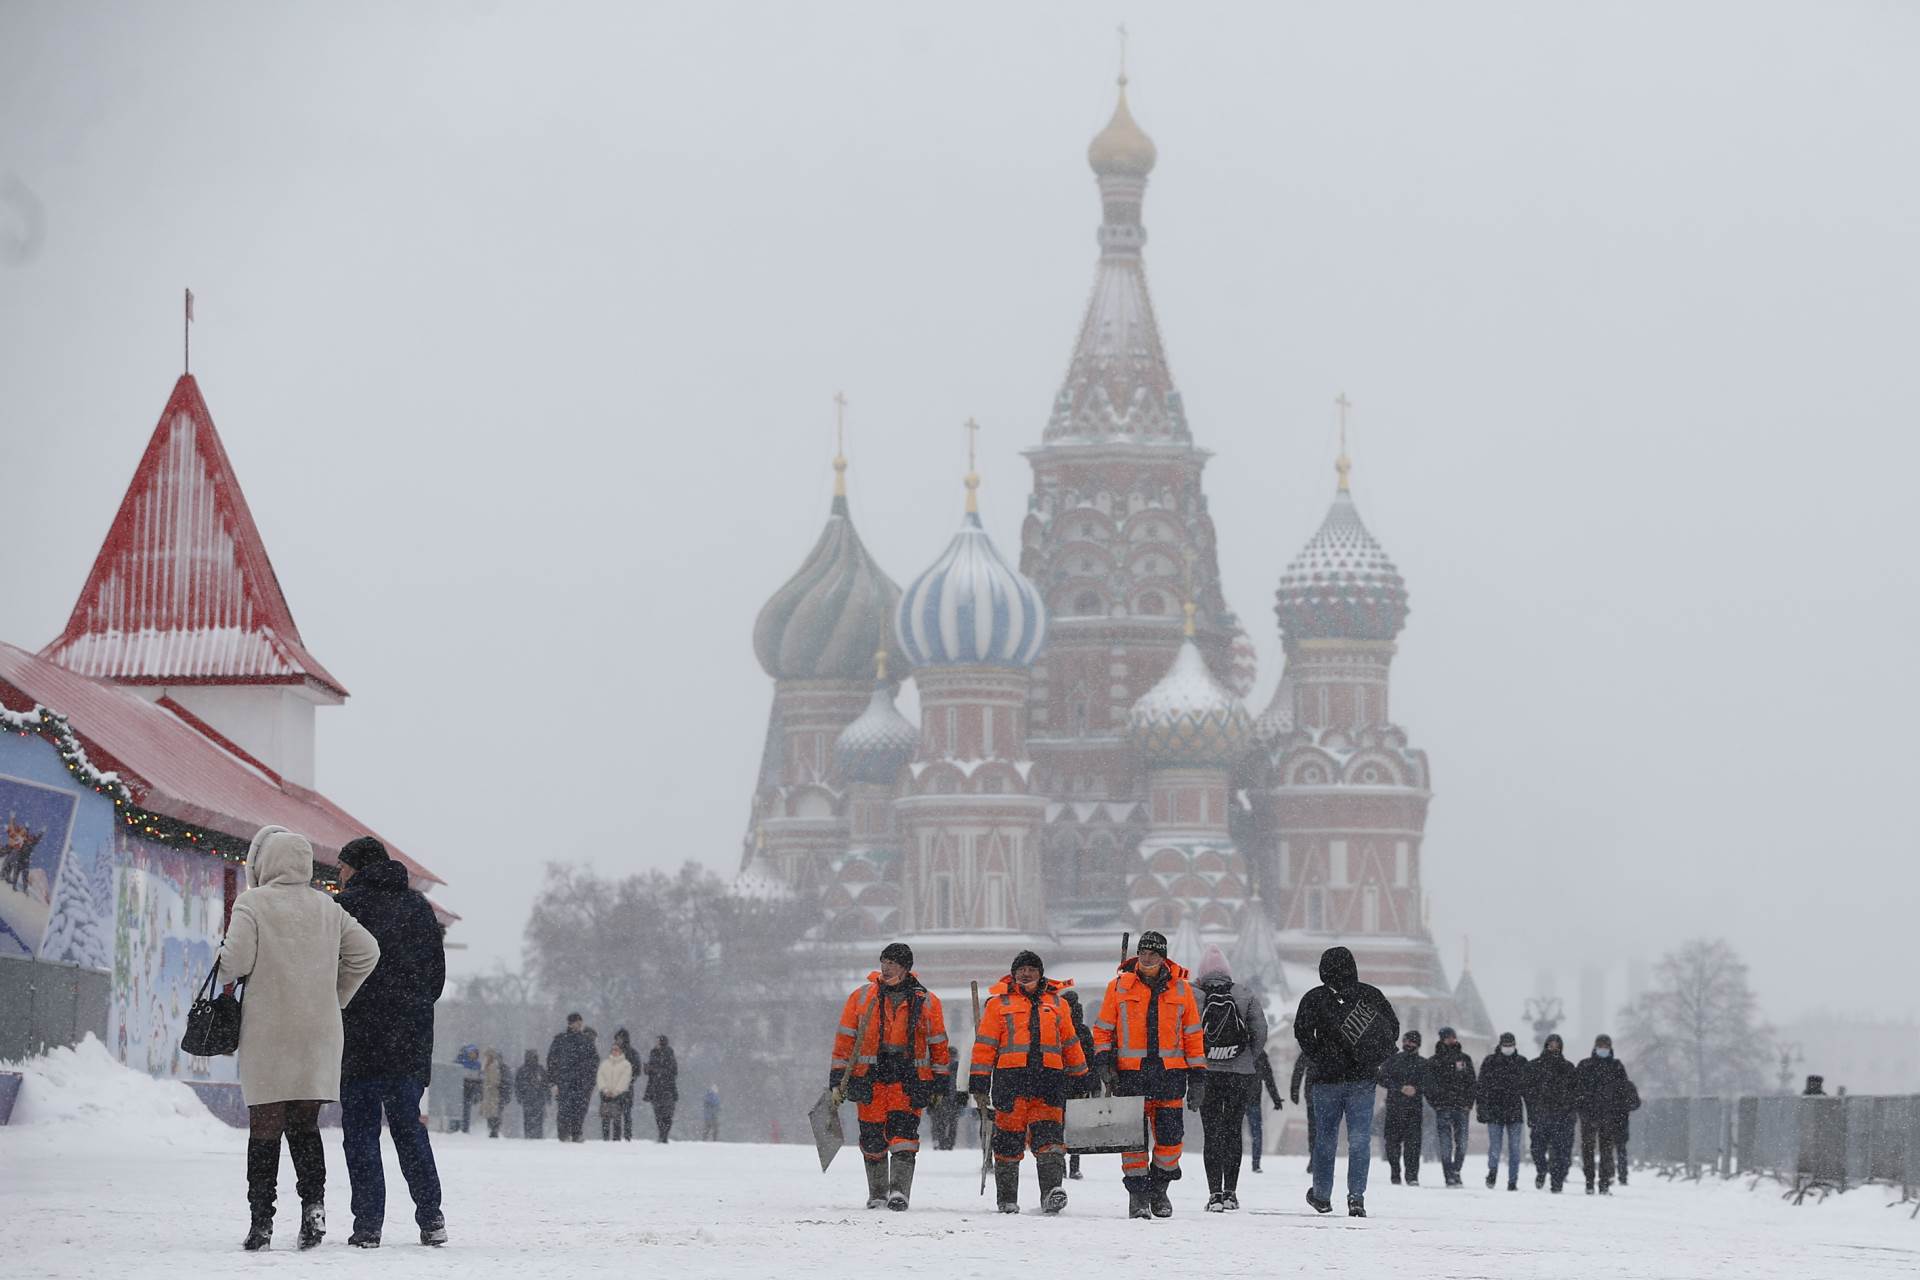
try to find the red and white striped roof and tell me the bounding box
[0,642,443,890]
[41,375,347,699]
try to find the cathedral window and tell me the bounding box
[1329,840,1349,887]
[1306,889,1325,932]
[1138,592,1165,616]
[1395,841,1409,887]
[1074,592,1101,615]
[1362,885,1380,933]
[1278,840,1291,888]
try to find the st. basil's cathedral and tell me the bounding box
[739,78,1491,1048]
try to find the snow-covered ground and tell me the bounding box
[4,1040,1917,1278]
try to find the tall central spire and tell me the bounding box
[1045,75,1186,445]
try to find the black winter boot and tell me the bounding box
[1148,1180,1173,1218]
[1128,1189,1152,1219]
[1348,1194,1367,1218]
[995,1161,1020,1214]
[886,1153,915,1211]
[243,1138,278,1251]
[864,1159,888,1209]
[1069,1153,1083,1180]
[1037,1153,1067,1215]
[287,1131,326,1249]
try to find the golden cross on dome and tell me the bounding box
[832,391,849,496]
[1334,392,1353,492]
[963,417,982,513]
[1116,22,1130,84]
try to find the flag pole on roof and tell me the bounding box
[184,288,194,374]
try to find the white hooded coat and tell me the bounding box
[218,826,380,1105]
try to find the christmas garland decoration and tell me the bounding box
[2,702,253,868]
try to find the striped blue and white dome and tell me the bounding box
[896,509,1047,669]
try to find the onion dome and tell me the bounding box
[754,466,902,680]
[896,471,1047,669]
[1273,458,1409,643]
[835,652,919,784]
[1088,78,1157,177]
[1128,606,1254,767]
[735,832,794,903]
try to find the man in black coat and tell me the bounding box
[1376,1030,1426,1185]
[643,1035,679,1142]
[1573,1033,1637,1194]
[1293,946,1399,1217]
[1424,1027,1476,1186]
[1476,1032,1529,1190]
[335,836,447,1248]
[1526,1034,1577,1191]
[546,1014,597,1143]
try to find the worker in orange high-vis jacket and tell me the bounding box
[1091,930,1208,1219]
[969,949,1089,1216]
[829,941,951,1211]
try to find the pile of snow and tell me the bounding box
[3,1034,235,1149]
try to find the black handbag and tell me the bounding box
[181,953,244,1057]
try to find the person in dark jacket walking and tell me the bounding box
[513,1051,548,1139]
[612,1029,642,1141]
[1424,1027,1476,1186]
[546,1014,598,1143]
[334,836,447,1249]
[1574,1034,1637,1194]
[1289,1053,1317,1155]
[1376,1030,1426,1185]
[644,1035,679,1142]
[1526,1034,1577,1191]
[1293,946,1399,1217]
[1060,987,1096,1180]
[1477,1032,1528,1190]
[1246,1045,1284,1174]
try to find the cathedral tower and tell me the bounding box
[1020,76,1255,926]
[748,430,901,894]
[893,453,1050,987]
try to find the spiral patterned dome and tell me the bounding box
[1273,489,1409,643]
[896,502,1047,670]
[1128,634,1254,768]
[754,493,902,680]
[835,675,919,784]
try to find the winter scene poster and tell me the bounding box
[2,3,1919,1277]
[0,775,75,959]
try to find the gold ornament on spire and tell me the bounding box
[832,390,849,497]
[1334,392,1353,492]
[964,417,981,514]
[1088,29,1157,178]
[874,647,889,682]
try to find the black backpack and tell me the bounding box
[1202,989,1251,1062]
[1332,989,1396,1071]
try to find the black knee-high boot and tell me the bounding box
[244,1138,279,1251]
[286,1131,327,1248]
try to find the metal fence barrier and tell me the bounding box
[0,956,110,1063]
[1631,1090,1919,1208]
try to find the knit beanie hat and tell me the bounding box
[1197,944,1231,981]
[880,941,914,970]
[1498,1032,1517,1047]
[339,836,390,870]
[1136,930,1169,956]
[1011,949,1044,976]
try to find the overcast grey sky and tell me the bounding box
[4,2,1916,1036]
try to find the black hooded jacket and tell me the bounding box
[1376,1047,1427,1114]
[1425,1042,1477,1109]
[337,858,446,1082]
[1573,1053,1636,1120]
[1527,1046,1577,1118]
[1291,946,1400,1084]
[1476,1048,1530,1124]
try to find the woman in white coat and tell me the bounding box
[218,825,380,1252]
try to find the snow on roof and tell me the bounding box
[41,375,347,698]
[0,642,440,887]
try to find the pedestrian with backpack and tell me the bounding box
[1194,945,1267,1212]
[1292,946,1399,1218]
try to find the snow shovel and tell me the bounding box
[1063,1094,1148,1156]
[809,982,880,1172]
[972,980,992,1195]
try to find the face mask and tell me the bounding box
[1500,1046,1516,1056]
[1595,1048,1612,1059]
